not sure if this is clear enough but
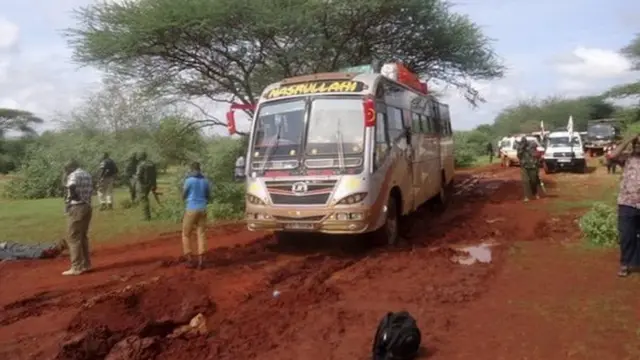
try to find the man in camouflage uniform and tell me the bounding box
[516,137,540,202]
[125,153,139,202]
[136,152,157,221]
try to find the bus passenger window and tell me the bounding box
[387,107,404,140]
[422,115,431,133]
[411,113,422,133]
[374,112,390,168]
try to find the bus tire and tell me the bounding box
[374,194,400,246]
[436,171,449,208]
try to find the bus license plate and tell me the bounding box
[558,159,571,163]
[285,223,314,230]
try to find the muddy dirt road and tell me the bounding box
[0,165,570,359]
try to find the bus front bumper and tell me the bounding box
[245,206,377,234]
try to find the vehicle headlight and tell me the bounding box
[246,194,266,205]
[336,192,367,205]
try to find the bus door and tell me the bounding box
[429,103,443,197]
[409,111,426,210]
[387,106,414,213]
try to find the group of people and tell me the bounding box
[60,153,212,275]
[515,133,640,278]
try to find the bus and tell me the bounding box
[226,62,454,245]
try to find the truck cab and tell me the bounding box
[543,131,586,173]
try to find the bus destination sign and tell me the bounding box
[265,81,365,99]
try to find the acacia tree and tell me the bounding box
[0,108,43,137]
[606,33,640,99]
[66,0,504,129]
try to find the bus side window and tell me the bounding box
[411,112,422,133]
[387,107,404,140]
[374,112,390,169]
[402,109,412,129]
[422,115,431,133]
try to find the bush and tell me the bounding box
[153,137,247,222]
[578,202,618,247]
[3,131,165,199]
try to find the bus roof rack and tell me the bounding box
[280,72,356,85]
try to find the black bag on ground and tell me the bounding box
[371,311,421,360]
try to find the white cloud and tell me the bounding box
[555,47,631,79]
[0,18,19,50]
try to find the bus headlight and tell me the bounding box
[246,194,266,205]
[336,192,367,205]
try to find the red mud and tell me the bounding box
[1,166,631,360]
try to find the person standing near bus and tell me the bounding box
[486,142,494,163]
[517,137,540,202]
[181,162,211,269]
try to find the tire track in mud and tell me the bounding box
[2,169,547,360]
[155,173,518,360]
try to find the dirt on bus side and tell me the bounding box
[2,165,635,360]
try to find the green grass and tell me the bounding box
[472,155,495,167]
[0,174,181,244]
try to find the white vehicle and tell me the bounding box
[226,62,454,245]
[499,135,543,167]
[542,131,586,174]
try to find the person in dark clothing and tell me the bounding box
[181,162,212,269]
[516,137,540,202]
[486,142,494,163]
[124,153,139,202]
[98,152,118,210]
[605,143,619,174]
[136,152,157,221]
[608,134,640,277]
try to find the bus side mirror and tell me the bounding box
[226,111,237,135]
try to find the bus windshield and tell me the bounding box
[305,98,365,156]
[252,99,305,158]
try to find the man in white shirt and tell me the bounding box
[63,160,93,276]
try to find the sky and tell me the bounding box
[0,0,639,132]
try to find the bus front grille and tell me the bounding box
[265,180,337,205]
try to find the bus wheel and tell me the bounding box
[375,195,399,246]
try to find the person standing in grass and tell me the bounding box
[136,152,157,221]
[97,152,118,210]
[62,160,93,276]
[486,142,494,163]
[516,137,540,202]
[125,152,139,202]
[181,161,211,269]
[608,134,640,277]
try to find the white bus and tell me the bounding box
[227,63,454,245]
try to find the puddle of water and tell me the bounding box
[450,243,496,265]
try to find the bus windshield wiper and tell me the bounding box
[260,120,283,173]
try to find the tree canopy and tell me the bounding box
[66,0,504,126]
[605,33,640,99]
[490,96,616,136]
[0,108,44,137]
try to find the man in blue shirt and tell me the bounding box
[182,162,211,269]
